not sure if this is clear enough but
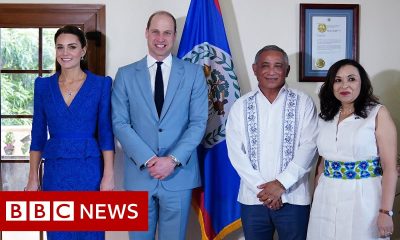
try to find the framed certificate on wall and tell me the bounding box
[299,4,359,82]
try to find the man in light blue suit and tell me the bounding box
[111,11,208,240]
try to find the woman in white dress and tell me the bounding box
[307,59,397,239]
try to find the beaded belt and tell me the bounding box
[324,158,382,179]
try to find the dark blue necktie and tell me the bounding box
[154,61,164,117]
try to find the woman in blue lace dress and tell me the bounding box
[25,25,114,240]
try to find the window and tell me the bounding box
[1,27,57,189]
[0,4,106,240]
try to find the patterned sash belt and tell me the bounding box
[324,158,382,179]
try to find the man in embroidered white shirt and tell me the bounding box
[226,45,318,240]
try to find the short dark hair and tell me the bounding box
[146,11,177,33]
[319,59,379,121]
[54,25,88,72]
[254,45,289,65]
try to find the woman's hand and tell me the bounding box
[377,213,393,238]
[100,150,114,191]
[24,178,40,191]
[100,173,114,191]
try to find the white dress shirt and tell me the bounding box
[147,54,172,96]
[144,54,173,166]
[226,85,318,205]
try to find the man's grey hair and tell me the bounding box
[254,45,289,65]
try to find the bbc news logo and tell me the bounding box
[6,201,75,221]
[6,201,139,221]
[0,191,148,231]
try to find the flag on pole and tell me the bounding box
[177,0,241,239]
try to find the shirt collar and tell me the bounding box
[147,54,172,68]
[279,84,288,96]
[256,83,288,100]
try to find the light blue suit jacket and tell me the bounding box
[112,56,208,191]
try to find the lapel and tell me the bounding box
[50,71,91,111]
[49,71,93,126]
[135,57,159,120]
[160,56,184,120]
[68,70,92,112]
[49,72,70,117]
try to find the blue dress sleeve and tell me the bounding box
[97,76,115,151]
[30,77,48,151]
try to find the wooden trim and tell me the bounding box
[298,4,359,82]
[98,5,106,75]
[0,159,29,163]
[1,115,32,118]
[0,70,53,74]
[0,4,104,11]
[38,28,43,76]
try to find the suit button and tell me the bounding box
[159,129,163,132]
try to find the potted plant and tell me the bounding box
[20,134,31,155]
[3,131,15,155]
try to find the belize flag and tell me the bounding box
[177,0,241,239]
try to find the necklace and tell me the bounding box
[59,73,86,99]
[66,89,73,98]
[339,106,354,115]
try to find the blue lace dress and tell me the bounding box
[30,70,114,240]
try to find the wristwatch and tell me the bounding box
[169,155,181,167]
[379,209,394,217]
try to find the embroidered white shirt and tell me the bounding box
[226,85,318,205]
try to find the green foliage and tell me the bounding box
[1,74,35,125]
[1,28,38,70]
[1,28,56,126]
[42,28,57,70]
[4,132,15,145]
[21,142,30,155]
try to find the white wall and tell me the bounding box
[1,0,399,239]
[7,0,395,151]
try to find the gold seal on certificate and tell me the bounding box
[315,58,325,68]
[317,23,327,33]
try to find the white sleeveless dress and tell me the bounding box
[307,105,387,240]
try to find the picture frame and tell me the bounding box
[299,4,359,82]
